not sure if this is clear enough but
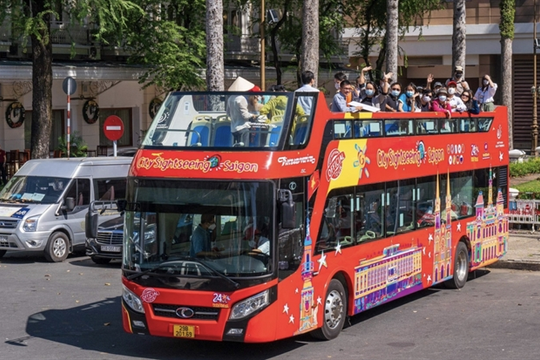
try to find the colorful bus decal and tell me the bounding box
[466,169,508,269]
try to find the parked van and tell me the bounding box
[0,157,132,262]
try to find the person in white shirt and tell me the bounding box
[474,74,497,112]
[446,81,467,112]
[295,70,319,115]
[249,230,270,255]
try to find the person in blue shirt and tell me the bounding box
[330,80,363,113]
[190,213,217,257]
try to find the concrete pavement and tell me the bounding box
[489,230,540,271]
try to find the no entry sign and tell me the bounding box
[103,115,124,141]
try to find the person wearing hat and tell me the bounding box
[446,81,467,112]
[226,77,262,146]
[432,87,452,119]
[445,65,470,96]
[432,81,443,95]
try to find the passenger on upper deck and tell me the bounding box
[331,80,363,113]
[227,77,262,145]
[460,89,480,115]
[445,65,470,96]
[384,82,402,112]
[432,87,452,119]
[474,74,497,112]
[295,70,319,115]
[260,86,305,122]
[446,81,467,112]
[398,83,418,112]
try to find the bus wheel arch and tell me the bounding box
[44,231,71,262]
[445,239,470,289]
[310,274,348,340]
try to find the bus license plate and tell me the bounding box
[101,245,121,252]
[173,325,195,338]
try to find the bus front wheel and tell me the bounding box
[445,242,469,289]
[311,279,347,340]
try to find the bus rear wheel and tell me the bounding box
[311,279,347,340]
[445,242,469,289]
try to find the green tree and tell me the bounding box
[499,0,515,149]
[346,0,443,82]
[0,0,143,159]
[123,0,206,90]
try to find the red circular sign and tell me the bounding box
[103,115,124,141]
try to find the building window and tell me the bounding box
[24,110,65,151]
[99,108,132,146]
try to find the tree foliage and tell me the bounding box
[344,0,443,82]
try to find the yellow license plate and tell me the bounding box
[173,325,195,338]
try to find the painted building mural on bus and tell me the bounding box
[466,169,508,268]
[433,174,453,284]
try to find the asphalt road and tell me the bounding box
[1,252,539,360]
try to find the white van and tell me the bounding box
[0,157,132,262]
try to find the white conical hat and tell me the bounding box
[228,76,255,91]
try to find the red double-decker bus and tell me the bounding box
[105,90,509,342]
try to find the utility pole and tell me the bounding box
[533,0,538,155]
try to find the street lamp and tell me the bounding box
[533,0,538,155]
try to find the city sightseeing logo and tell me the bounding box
[377,142,444,170]
[326,148,345,181]
[136,153,259,173]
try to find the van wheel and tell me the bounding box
[0,250,6,259]
[91,256,111,265]
[445,242,469,289]
[44,232,69,262]
[310,279,347,340]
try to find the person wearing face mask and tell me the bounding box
[446,81,467,112]
[247,229,270,255]
[385,82,402,112]
[190,213,218,257]
[432,87,452,119]
[398,83,417,112]
[445,65,470,96]
[418,89,434,112]
[474,74,497,112]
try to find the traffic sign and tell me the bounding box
[103,115,124,141]
[62,77,77,95]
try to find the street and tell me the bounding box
[1,251,539,360]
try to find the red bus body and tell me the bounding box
[120,92,509,342]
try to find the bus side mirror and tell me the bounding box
[117,199,127,212]
[278,189,295,229]
[85,210,99,239]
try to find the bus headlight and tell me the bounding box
[22,215,40,232]
[229,290,269,320]
[122,285,145,313]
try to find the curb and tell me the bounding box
[488,260,540,271]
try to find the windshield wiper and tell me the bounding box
[126,257,240,289]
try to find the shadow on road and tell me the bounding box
[21,296,310,359]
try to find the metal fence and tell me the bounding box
[509,199,540,231]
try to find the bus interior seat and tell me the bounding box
[187,120,211,146]
[293,121,309,145]
[266,122,283,146]
[211,119,233,147]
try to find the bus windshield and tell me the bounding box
[142,91,316,149]
[123,179,274,279]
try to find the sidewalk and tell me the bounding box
[489,230,540,271]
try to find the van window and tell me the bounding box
[65,179,91,207]
[94,178,127,200]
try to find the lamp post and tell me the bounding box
[533,0,538,155]
[260,0,265,91]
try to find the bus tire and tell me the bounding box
[445,242,469,289]
[44,232,70,262]
[91,256,112,265]
[311,279,347,340]
[0,250,6,259]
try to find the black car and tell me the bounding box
[85,216,124,264]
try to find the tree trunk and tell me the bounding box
[30,1,52,159]
[301,0,319,86]
[500,37,513,149]
[386,0,398,82]
[452,0,466,77]
[206,0,224,91]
